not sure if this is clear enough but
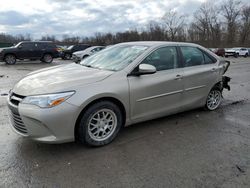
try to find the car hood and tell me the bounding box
[0,47,15,52]
[13,63,113,96]
[73,51,85,56]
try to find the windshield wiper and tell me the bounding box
[81,64,100,69]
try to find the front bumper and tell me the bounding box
[7,93,80,143]
[225,52,236,56]
[72,54,81,63]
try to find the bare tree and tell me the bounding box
[239,6,250,45]
[162,10,185,41]
[190,2,222,47]
[40,35,56,41]
[222,0,242,46]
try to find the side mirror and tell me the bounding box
[129,64,156,76]
[139,64,156,74]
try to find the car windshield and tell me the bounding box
[67,45,74,50]
[80,45,148,71]
[14,42,22,47]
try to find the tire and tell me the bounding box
[78,101,123,146]
[4,54,16,65]
[234,53,239,58]
[245,53,248,58]
[64,53,71,60]
[82,55,89,60]
[42,54,53,63]
[205,88,222,111]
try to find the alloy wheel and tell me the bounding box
[206,90,221,110]
[5,55,16,65]
[87,109,117,142]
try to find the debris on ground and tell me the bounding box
[236,165,245,173]
[0,75,4,78]
[231,100,245,105]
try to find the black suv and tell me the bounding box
[60,44,91,60]
[0,41,59,64]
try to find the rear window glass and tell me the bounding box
[180,46,216,67]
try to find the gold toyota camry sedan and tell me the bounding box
[7,42,230,146]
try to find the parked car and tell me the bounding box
[225,48,237,57]
[7,42,230,146]
[72,46,105,63]
[56,45,67,52]
[0,41,59,64]
[225,47,249,58]
[212,48,225,57]
[60,44,91,60]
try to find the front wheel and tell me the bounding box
[205,88,222,111]
[42,54,53,63]
[78,101,123,146]
[4,54,16,65]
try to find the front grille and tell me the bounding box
[9,110,28,134]
[9,93,25,106]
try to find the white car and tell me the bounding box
[72,46,105,63]
[225,47,249,58]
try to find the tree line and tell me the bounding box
[0,0,249,48]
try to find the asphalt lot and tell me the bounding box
[0,57,250,187]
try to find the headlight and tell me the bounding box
[21,91,75,108]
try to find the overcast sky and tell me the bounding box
[0,0,248,39]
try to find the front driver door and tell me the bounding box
[128,46,184,122]
[16,43,35,59]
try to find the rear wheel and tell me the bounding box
[4,54,16,65]
[42,54,53,63]
[205,88,222,111]
[78,101,123,146]
[245,53,248,58]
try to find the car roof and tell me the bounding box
[117,41,201,47]
[20,41,53,43]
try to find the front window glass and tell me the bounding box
[20,43,34,49]
[141,46,178,71]
[80,45,148,71]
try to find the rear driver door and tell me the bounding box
[179,46,219,109]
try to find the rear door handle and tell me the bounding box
[174,74,183,80]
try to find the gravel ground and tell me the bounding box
[0,57,250,188]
